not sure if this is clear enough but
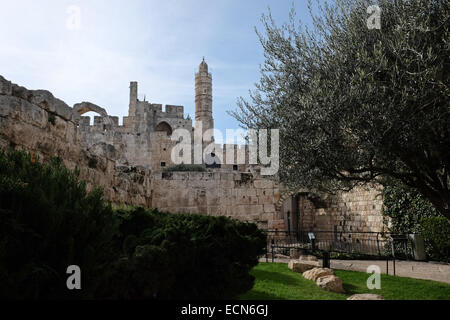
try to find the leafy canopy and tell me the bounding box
[230,0,450,219]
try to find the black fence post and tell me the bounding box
[271,238,274,263]
[386,256,389,275]
[376,232,380,256]
[393,257,396,276]
[323,251,330,268]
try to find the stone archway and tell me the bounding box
[275,188,327,234]
[155,121,173,136]
[73,101,113,126]
[73,101,108,117]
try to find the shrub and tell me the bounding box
[420,217,450,263]
[382,181,449,261]
[99,207,266,299]
[0,148,266,299]
[162,164,205,172]
[0,149,117,299]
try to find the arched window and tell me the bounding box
[155,121,173,136]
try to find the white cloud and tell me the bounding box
[0,0,296,133]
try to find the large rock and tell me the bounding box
[316,275,345,293]
[303,267,334,282]
[347,294,383,300]
[288,260,319,273]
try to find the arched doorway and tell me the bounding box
[155,121,173,136]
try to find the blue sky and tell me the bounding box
[0,0,314,139]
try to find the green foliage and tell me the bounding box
[0,148,117,299]
[382,182,439,234]
[100,207,267,299]
[420,217,450,263]
[162,163,205,172]
[229,0,450,219]
[382,181,449,262]
[0,148,266,299]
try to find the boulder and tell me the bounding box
[316,275,345,293]
[288,260,319,273]
[303,267,334,282]
[347,294,383,300]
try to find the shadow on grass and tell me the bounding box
[342,283,360,294]
[239,290,284,300]
[251,269,300,287]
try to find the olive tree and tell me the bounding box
[230,0,450,219]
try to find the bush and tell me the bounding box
[382,183,439,234]
[0,148,266,299]
[162,164,205,172]
[0,149,117,299]
[382,181,449,262]
[99,207,266,299]
[420,217,450,263]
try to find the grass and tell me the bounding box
[239,262,450,300]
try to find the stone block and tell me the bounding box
[0,76,12,95]
[288,260,319,273]
[316,275,345,293]
[254,179,273,189]
[53,98,74,121]
[188,172,203,180]
[303,268,334,282]
[220,172,233,180]
[347,294,383,300]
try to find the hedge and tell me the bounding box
[382,180,449,262]
[0,149,266,299]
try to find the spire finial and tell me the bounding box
[202,56,205,62]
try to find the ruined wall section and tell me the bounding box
[0,75,152,207]
[297,185,384,233]
[78,100,192,170]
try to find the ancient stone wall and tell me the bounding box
[0,74,387,234]
[296,186,384,233]
[151,171,284,229]
[0,75,152,207]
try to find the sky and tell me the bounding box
[0,0,314,141]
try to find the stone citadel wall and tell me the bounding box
[0,74,386,233]
[0,75,152,207]
[151,171,284,229]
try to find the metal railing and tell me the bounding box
[265,230,391,256]
[262,229,415,275]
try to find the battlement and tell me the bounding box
[78,115,121,130]
[135,101,184,118]
[165,104,184,115]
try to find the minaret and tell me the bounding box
[195,58,214,139]
[129,81,138,117]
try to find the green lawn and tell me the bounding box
[239,262,450,300]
